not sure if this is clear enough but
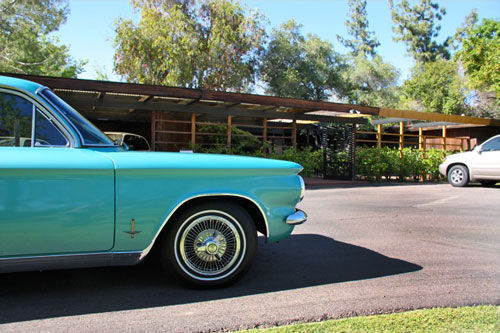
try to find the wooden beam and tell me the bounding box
[138,95,152,102]
[379,107,499,126]
[7,73,500,126]
[4,73,380,115]
[66,94,369,124]
[292,119,297,148]
[225,102,240,109]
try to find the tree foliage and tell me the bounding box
[337,0,379,58]
[451,9,478,50]
[344,55,400,107]
[260,20,347,101]
[113,0,266,91]
[389,0,450,63]
[400,59,466,115]
[456,19,500,99]
[0,0,85,77]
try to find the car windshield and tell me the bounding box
[39,89,116,146]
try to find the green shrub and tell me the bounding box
[267,146,323,177]
[355,147,447,182]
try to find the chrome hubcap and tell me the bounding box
[179,215,241,276]
[194,229,226,260]
[451,169,464,184]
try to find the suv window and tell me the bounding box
[0,92,68,147]
[481,137,500,151]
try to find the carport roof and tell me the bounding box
[3,73,500,127]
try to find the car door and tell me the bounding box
[0,90,115,257]
[470,136,500,179]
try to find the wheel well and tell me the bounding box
[447,163,469,177]
[149,196,267,256]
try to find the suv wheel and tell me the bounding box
[448,165,469,187]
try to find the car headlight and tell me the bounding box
[299,176,305,202]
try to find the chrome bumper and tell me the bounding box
[286,209,308,225]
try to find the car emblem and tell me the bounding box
[124,219,142,238]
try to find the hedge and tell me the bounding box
[193,144,447,181]
[355,147,448,182]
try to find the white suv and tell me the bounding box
[439,134,500,187]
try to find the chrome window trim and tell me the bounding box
[140,193,270,260]
[30,104,36,147]
[0,88,75,147]
[33,107,70,147]
[0,251,143,274]
[38,88,117,148]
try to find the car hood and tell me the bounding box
[444,151,475,163]
[103,151,303,175]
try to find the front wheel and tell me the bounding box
[447,165,469,187]
[160,201,257,287]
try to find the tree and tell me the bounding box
[451,9,478,50]
[400,59,466,115]
[344,55,400,107]
[456,19,500,99]
[0,0,85,77]
[337,0,379,58]
[260,20,347,100]
[113,0,266,91]
[389,0,450,63]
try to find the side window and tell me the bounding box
[0,92,33,147]
[0,91,68,147]
[124,135,150,151]
[35,109,68,146]
[481,137,500,151]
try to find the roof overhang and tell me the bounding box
[2,73,499,127]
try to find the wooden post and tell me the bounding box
[292,119,297,149]
[151,110,156,151]
[377,124,382,148]
[419,127,425,181]
[399,121,404,158]
[263,118,268,143]
[227,115,232,150]
[191,113,196,147]
[442,125,447,152]
[418,127,423,151]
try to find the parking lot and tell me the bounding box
[0,183,499,332]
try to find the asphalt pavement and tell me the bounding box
[0,183,499,332]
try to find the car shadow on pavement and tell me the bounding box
[0,234,421,324]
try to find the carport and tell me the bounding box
[3,73,500,180]
[3,73,370,152]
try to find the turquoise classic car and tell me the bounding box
[0,75,306,287]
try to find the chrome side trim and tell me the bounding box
[140,193,270,259]
[0,252,142,274]
[286,209,308,225]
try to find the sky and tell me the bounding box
[58,0,500,84]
